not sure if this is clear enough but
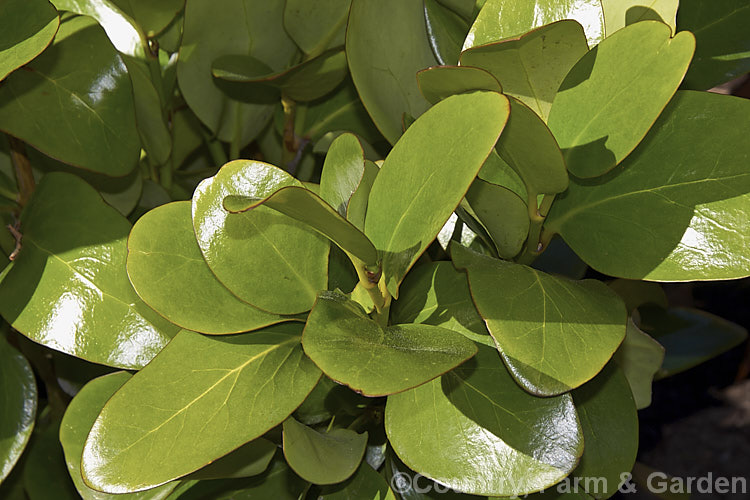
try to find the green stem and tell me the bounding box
[517,193,556,266]
[229,108,243,160]
[349,254,391,326]
[199,126,228,167]
[159,157,173,192]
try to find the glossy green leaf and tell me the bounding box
[424,0,470,66]
[547,21,695,178]
[51,0,146,58]
[192,160,328,315]
[638,307,749,378]
[383,452,475,500]
[0,16,140,176]
[385,343,582,496]
[346,159,379,232]
[213,49,347,102]
[569,363,638,499]
[452,244,627,396]
[283,417,367,484]
[319,133,366,217]
[60,372,178,500]
[177,0,297,144]
[224,186,378,268]
[81,327,321,493]
[302,291,478,396]
[346,0,438,144]
[392,261,493,346]
[0,173,178,369]
[460,20,589,122]
[416,65,502,104]
[0,336,36,483]
[0,0,59,81]
[465,179,529,259]
[546,91,750,281]
[613,318,664,409]
[23,422,79,500]
[320,463,397,499]
[679,0,750,90]
[283,0,350,56]
[365,92,509,298]
[127,201,288,334]
[601,0,677,36]
[188,439,276,480]
[463,0,604,50]
[496,97,568,197]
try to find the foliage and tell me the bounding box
[0,0,749,498]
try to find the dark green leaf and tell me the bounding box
[176,0,297,144]
[638,307,749,378]
[424,0,470,66]
[613,319,665,409]
[346,159,379,232]
[60,371,179,499]
[465,178,529,259]
[302,291,478,396]
[346,0,438,144]
[0,0,59,81]
[212,49,347,102]
[464,0,604,49]
[546,91,750,281]
[570,363,638,499]
[460,20,588,122]
[188,439,276,480]
[111,0,184,35]
[81,327,321,493]
[0,173,178,369]
[385,343,582,496]
[192,160,329,315]
[224,186,378,268]
[0,16,140,175]
[452,244,627,396]
[283,417,367,484]
[608,279,668,313]
[0,335,36,483]
[416,65,502,104]
[320,463,397,499]
[365,92,509,298]
[477,150,527,201]
[23,422,78,500]
[679,0,750,90]
[127,201,288,334]
[283,0,351,56]
[547,21,695,178]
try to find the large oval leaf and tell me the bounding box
[283,0,351,56]
[385,343,582,497]
[346,0,438,144]
[0,0,59,81]
[81,327,321,493]
[569,363,638,499]
[0,173,179,369]
[127,201,288,334]
[283,417,367,485]
[465,179,529,259]
[463,0,604,49]
[177,0,297,144]
[302,291,477,396]
[416,65,502,104]
[546,21,695,178]
[460,20,589,123]
[0,16,139,176]
[546,91,750,281]
[60,372,179,500]
[192,160,329,315]
[364,91,509,298]
[319,133,366,217]
[452,244,627,396]
[23,421,79,499]
[0,336,36,483]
